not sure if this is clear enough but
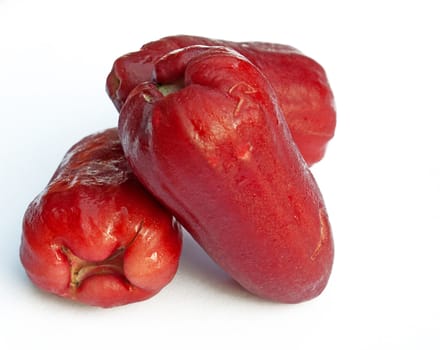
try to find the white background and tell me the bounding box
[1,0,439,348]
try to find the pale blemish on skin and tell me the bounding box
[228,82,258,119]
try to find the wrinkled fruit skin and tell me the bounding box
[119,47,334,303]
[20,128,182,308]
[107,35,336,165]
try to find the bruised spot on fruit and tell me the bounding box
[310,208,330,261]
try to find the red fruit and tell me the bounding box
[107,35,336,165]
[20,128,182,308]
[119,47,334,303]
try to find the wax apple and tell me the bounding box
[119,47,334,303]
[20,128,182,307]
[107,35,336,165]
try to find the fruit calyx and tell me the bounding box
[61,245,126,291]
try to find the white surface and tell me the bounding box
[1,0,439,348]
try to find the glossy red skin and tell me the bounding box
[119,47,334,303]
[107,35,336,165]
[20,128,182,308]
